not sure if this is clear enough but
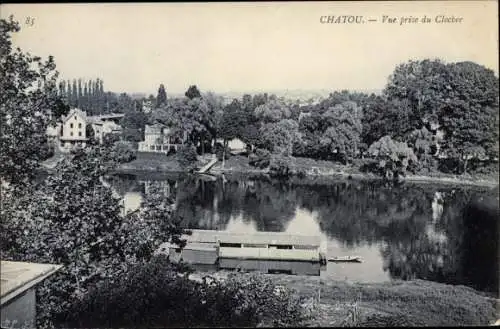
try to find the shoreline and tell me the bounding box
[188,271,499,326]
[117,159,499,188]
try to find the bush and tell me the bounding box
[269,155,293,178]
[249,148,271,169]
[64,257,309,328]
[109,140,137,163]
[176,145,198,170]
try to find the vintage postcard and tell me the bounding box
[1,1,498,328]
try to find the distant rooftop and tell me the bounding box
[1,261,63,306]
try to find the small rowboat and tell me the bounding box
[328,256,363,263]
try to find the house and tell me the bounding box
[1,261,63,328]
[46,109,123,151]
[138,124,186,153]
[88,117,122,144]
[59,108,88,152]
[215,138,246,154]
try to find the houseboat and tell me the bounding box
[157,230,327,276]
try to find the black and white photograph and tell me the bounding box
[0,1,499,328]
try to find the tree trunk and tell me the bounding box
[201,135,205,155]
[222,139,227,168]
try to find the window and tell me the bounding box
[243,244,267,248]
[78,123,82,128]
[269,244,293,250]
[70,132,73,136]
[70,123,73,128]
[60,129,63,136]
[150,146,155,151]
[220,243,242,248]
[78,131,82,137]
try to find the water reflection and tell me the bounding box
[109,174,498,296]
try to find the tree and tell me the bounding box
[0,16,61,185]
[1,145,185,326]
[254,98,291,123]
[156,84,167,107]
[260,119,301,156]
[368,135,418,181]
[320,101,363,163]
[383,59,499,173]
[438,61,499,172]
[185,85,201,100]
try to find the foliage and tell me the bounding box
[176,144,198,170]
[185,85,201,99]
[156,83,167,107]
[269,155,294,178]
[320,101,363,163]
[215,142,231,161]
[383,59,499,172]
[248,148,271,169]
[0,144,186,326]
[120,110,147,142]
[0,16,60,185]
[64,258,308,328]
[108,140,137,163]
[260,119,301,156]
[254,97,292,123]
[368,135,418,180]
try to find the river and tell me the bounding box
[107,172,499,296]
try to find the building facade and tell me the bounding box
[138,124,186,153]
[46,108,123,152]
[59,108,88,152]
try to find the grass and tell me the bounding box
[269,275,499,327]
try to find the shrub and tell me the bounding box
[249,148,271,169]
[109,140,137,163]
[176,145,198,170]
[64,257,309,328]
[269,155,293,178]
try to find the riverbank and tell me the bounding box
[189,272,498,326]
[117,153,499,188]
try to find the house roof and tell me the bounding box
[183,229,321,247]
[1,261,63,306]
[61,108,87,124]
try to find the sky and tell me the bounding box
[2,1,498,95]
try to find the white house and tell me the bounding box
[59,108,88,152]
[47,108,123,152]
[138,124,186,153]
[215,138,246,154]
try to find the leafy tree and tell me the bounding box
[260,119,301,156]
[1,145,186,326]
[176,145,198,170]
[120,110,147,142]
[185,85,201,100]
[0,16,60,185]
[156,83,167,107]
[320,101,363,163]
[439,61,499,172]
[407,127,438,172]
[368,135,418,180]
[383,59,499,173]
[254,98,291,123]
